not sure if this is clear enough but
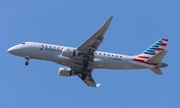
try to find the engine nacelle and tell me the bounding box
[58,68,76,77]
[62,49,79,57]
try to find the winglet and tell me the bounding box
[96,83,101,87]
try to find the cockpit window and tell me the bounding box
[22,42,25,44]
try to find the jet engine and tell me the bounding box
[58,68,76,76]
[62,49,78,57]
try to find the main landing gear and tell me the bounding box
[25,56,30,66]
[83,56,89,68]
[81,73,86,80]
[81,67,87,80]
[83,59,89,67]
[81,57,89,80]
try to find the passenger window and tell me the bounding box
[108,54,110,56]
[22,42,25,44]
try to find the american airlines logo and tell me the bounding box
[40,45,62,52]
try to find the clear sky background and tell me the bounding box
[1,0,180,108]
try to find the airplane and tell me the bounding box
[7,16,169,87]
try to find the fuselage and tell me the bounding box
[8,42,158,70]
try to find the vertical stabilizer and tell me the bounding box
[132,38,169,75]
[135,38,169,62]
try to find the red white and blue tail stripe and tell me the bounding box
[133,38,169,63]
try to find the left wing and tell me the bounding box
[77,16,113,57]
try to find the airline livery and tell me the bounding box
[7,16,168,87]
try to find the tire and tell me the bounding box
[83,60,89,67]
[25,61,29,66]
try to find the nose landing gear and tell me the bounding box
[25,61,29,66]
[25,56,30,66]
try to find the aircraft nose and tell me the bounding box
[7,47,16,54]
[7,47,13,53]
[7,44,25,56]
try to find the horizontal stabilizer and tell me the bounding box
[146,50,167,64]
[150,68,163,75]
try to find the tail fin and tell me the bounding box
[133,38,169,75]
[136,38,169,61]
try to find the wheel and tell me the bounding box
[81,74,86,80]
[83,62,88,67]
[83,59,89,67]
[25,61,29,66]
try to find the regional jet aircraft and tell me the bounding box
[7,16,169,87]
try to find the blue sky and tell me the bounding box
[1,0,180,108]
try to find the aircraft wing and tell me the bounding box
[72,68,100,87]
[71,16,113,87]
[77,16,113,57]
[77,72,100,87]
